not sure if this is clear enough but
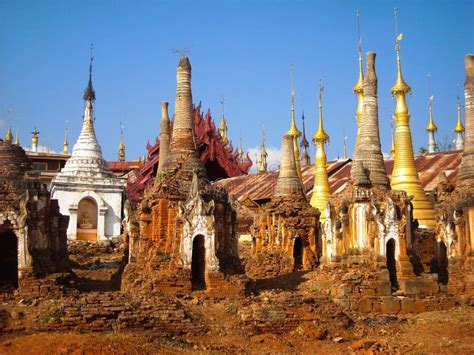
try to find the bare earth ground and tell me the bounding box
[1,241,473,354]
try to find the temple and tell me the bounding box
[50,55,125,242]
[122,56,243,295]
[0,138,69,296]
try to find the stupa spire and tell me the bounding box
[426,74,438,153]
[353,9,365,135]
[343,134,348,160]
[351,51,390,189]
[390,8,435,228]
[310,81,331,219]
[258,128,268,173]
[274,133,305,199]
[118,122,126,162]
[63,121,68,155]
[390,116,396,158]
[300,110,311,166]
[458,54,474,184]
[453,86,465,150]
[219,99,228,145]
[14,128,19,146]
[157,101,171,175]
[83,44,96,102]
[4,126,12,144]
[286,65,302,181]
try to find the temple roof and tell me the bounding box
[214,150,463,204]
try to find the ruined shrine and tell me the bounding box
[122,57,242,295]
[247,133,320,279]
[435,54,474,301]
[314,52,440,305]
[0,138,69,297]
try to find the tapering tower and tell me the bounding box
[390,117,396,158]
[118,122,126,162]
[258,128,268,173]
[351,52,390,189]
[63,123,69,155]
[300,112,311,166]
[353,9,365,138]
[426,95,438,153]
[31,127,39,152]
[390,25,435,228]
[4,126,12,144]
[310,82,331,219]
[453,92,465,150]
[274,134,305,198]
[51,48,125,241]
[157,101,171,175]
[286,65,302,181]
[343,134,348,160]
[14,128,19,146]
[458,54,474,184]
[219,99,228,145]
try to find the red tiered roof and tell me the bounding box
[127,102,252,203]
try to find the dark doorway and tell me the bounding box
[191,235,206,290]
[438,241,449,285]
[0,230,18,291]
[293,237,303,271]
[386,239,398,290]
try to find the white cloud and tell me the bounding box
[247,146,282,173]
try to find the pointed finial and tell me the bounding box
[219,98,228,144]
[84,43,96,101]
[454,84,465,133]
[259,126,268,173]
[426,77,437,132]
[63,120,69,154]
[391,8,411,95]
[353,9,364,93]
[14,128,20,145]
[313,79,330,143]
[238,133,244,158]
[118,121,126,161]
[286,64,301,137]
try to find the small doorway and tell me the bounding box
[0,230,18,291]
[191,235,206,290]
[386,239,398,290]
[293,237,303,271]
[438,241,449,285]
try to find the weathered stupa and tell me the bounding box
[0,138,69,296]
[435,54,474,301]
[122,57,242,295]
[247,133,319,279]
[51,57,125,242]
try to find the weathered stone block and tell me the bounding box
[380,297,400,314]
[400,279,439,295]
[357,298,373,313]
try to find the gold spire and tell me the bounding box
[390,8,435,228]
[286,65,302,181]
[426,95,437,131]
[258,128,268,173]
[453,91,465,133]
[31,127,39,152]
[118,121,126,161]
[14,128,20,145]
[353,9,364,132]
[63,121,69,155]
[310,81,331,220]
[219,99,228,145]
[4,126,13,144]
[238,134,244,158]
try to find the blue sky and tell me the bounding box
[0,0,472,165]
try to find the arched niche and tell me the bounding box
[293,236,303,271]
[77,197,98,241]
[0,229,18,291]
[191,234,206,290]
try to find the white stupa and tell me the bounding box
[51,57,125,242]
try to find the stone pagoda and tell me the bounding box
[435,54,474,301]
[122,57,242,295]
[50,57,125,242]
[0,138,69,296]
[247,133,319,279]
